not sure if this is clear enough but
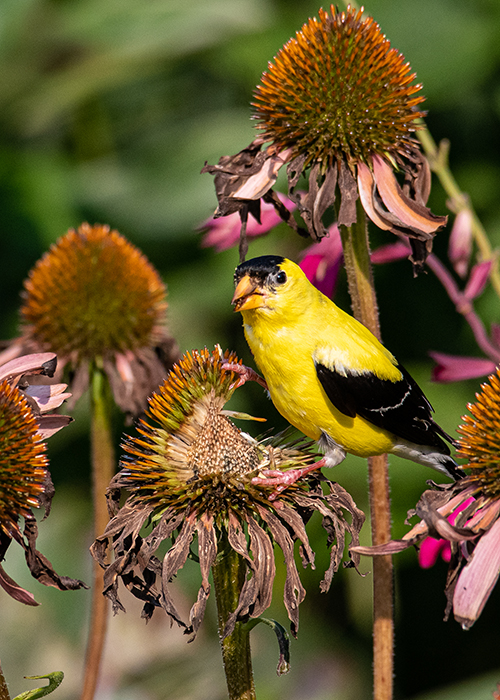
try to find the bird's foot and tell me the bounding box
[252,459,326,500]
[222,362,268,390]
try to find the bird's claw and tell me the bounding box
[222,362,268,390]
[252,460,325,500]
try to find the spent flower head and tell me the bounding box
[5,223,178,416]
[91,346,364,638]
[202,4,446,271]
[353,366,500,629]
[0,352,86,605]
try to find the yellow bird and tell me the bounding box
[230,255,461,488]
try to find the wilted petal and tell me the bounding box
[464,260,492,300]
[357,161,392,231]
[0,564,39,606]
[372,155,447,236]
[453,516,500,629]
[449,209,473,278]
[0,352,57,383]
[202,193,295,252]
[232,148,293,200]
[25,384,71,412]
[429,352,496,382]
[36,414,73,440]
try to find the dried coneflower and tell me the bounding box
[0,353,86,605]
[352,366,500,629]
[202,4,446,271]
[92,346,364,691]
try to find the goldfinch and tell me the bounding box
[230,254,462,485]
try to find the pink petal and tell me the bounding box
[448,209,473,278]
[371,241,411,264]
[454,516,500,629]
[429,352,496,382]
[0,353,57,383]
[491,323,500,348]
[25,384,71,412]
[299,228,343,298]
[464,260,492,300]
[419,537,450,569]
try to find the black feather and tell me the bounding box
[315,361,453,454]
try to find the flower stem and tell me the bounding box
[80,365,115,700]
[0,662,10,700]
[212,541,256,700]
[339,200,394,700]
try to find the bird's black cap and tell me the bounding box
[234,255,285,284]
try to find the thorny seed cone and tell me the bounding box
[253,4,425,168]
[21,223,167,361]
[0,380,48,538]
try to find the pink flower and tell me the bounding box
[429,352,497,382]
[201,193,296,252]
[448,209,473,279]
[418,497,475,569]
[299,227,343,298]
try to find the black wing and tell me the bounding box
[315,361,452,453]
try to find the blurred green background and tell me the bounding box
[0,0,500,698]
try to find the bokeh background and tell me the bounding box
[1,0,500,698]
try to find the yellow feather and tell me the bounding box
[239,259,401,457]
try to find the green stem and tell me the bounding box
[417,125,500,299]
[0,662,11,700]
[80,364,115,700]
[339,200,394,700]
[212,541,256,700]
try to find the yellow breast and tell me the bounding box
[242,310,396,458]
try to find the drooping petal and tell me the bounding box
[453,516,500,629]
[0,353,57,384]
[372,155,447,236]
[25,384,71,413]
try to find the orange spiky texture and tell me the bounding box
[253,5,425,168]
[119,346,316,517]
[456,367,500,497]
[0,380,48,538]
[21,223,167,362]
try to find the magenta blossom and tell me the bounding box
[299,227,343,298]
[201,193,296,252]
[418,496,475,568]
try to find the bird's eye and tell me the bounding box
[276,271,287,284]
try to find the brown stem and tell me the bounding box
[0,662,10,700]
[212,542,256,700]
[80,366,115,700]
[339,200,394,700]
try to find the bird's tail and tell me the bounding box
[391,441,465,480]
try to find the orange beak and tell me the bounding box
[232,275,267,312]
